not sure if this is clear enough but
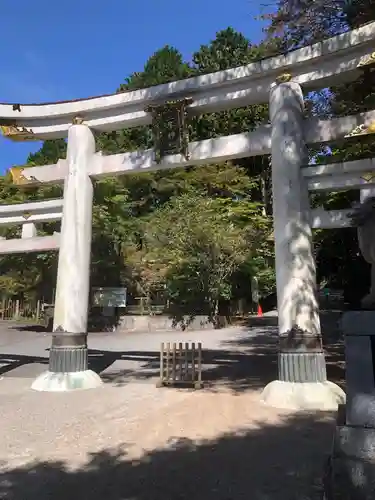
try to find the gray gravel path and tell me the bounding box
[0,322,332,500]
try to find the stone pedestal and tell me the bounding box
[324,312,375,498]
[261,81,344,410]
[278,331,327,382]
[32,124,102,392]
[342,312,375,427]
[49,333,88,373]
[327,424,375,499]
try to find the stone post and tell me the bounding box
[31,124,102,392]
[324,312,375,498]
[261,81,345,410]
[21,223,37,239]
[360,187,375,204]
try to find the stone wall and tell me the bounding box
[117,314,225,333]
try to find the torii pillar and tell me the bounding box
[32,123,102,391]
[261,81,345,410]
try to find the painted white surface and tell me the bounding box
[305,109,375,144]
[0,198,63,214]
[270,82,320,336]
[14,109,375,186]
[31,370,102,392]
[90,126,272,177]
[0,22,374,138]
[307,174,375,191]
[310,208,353,229]
[261,380,345,410]
[0,234,60,254]
[0,211,62,226]
[21,223,37,239]
[360,185,375,203]
[52,125,95,334]
[303,157,375,179]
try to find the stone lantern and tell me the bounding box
[350,196,375,309]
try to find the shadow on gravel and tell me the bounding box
[9,324,47,333]
[0,311,345,391]
[90,327,279,392]
[0,411,334,500]
[0,353,48,376]
[0,329,279,391]
[92,318,345,392]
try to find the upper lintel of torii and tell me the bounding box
[0,22,375,140]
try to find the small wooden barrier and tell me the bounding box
[158,342,203,389]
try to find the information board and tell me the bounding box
[92,287,127,307]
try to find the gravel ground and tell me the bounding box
[0,322,337,499]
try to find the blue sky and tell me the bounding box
[0,0,270,174]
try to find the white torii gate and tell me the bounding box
[1,21,375,409]
[0,199,62,253]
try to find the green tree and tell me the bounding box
[0,140,67,300]
[262,0,351,49]
[144,191,261,322]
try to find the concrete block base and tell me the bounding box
[325,425,375,499]
[260,380,346,411]
[31,370,103,392]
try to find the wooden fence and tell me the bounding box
[0,299,42,322]
[125,304,165,316]
[158,342,203,389]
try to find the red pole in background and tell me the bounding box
[251,276,263,317]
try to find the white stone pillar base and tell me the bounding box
[31,370,102,392]
[260,380,346,411]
